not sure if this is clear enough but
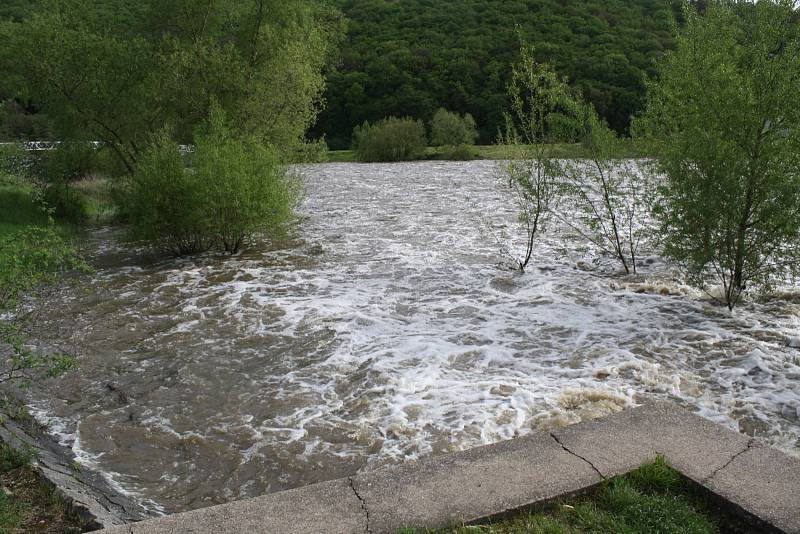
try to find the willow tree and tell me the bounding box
[499,43,585,272]
[637,0,800,309]
[0,0,343,172]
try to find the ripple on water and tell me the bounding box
[25,160,800,514]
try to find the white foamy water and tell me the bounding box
[27,161,800,514]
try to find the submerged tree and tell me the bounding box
[561,111,653,275]
[123,106,300,255]
[637,0,800,309]
[499,43,584,272]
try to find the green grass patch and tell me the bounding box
[0,175,115,238]
[327,142,645,163]
[0,182,50,238]
[400,457,729,534]
[0,442,84,533]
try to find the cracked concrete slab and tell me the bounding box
[550,401,753,482]
[350,430,602,534]
[706,444,800,534]
[99,402,800,533]
[102,478,366,534]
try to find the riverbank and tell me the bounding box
[326,141,644,163]
[400,457,728,533]
[0,394,151,530]
[0,440,84,533]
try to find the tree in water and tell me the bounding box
[637,0,800,309]
[499,42,584,272]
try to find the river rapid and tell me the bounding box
[26,161,800,514]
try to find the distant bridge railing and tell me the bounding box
[0,141,195,154]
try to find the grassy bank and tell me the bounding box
[0,182,50,238]
[326,142,644,163]
[0,442,84,533]
[400,457,743,534]
[0,176,114,240]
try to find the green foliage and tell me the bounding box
[124,108,299,255]
[0,443,34,472]
[27,143,99,224]
[0,226,86,384]
[429,108,478,147]
[123,132,211,255]
[436,145,479,161]
[29,143,94,184]
[314,0,680,148]
[636,0,800,309]
[560,110,654,274]
[352,117,427,162]
[499,43,585,272]
[0,0,343,167]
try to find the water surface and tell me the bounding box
[29,161,800,514]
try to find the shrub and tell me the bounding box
[40,182,88,225]
[28,143,97,224]
[191,109,299,253]
[437,144,479,161]
[123,109,299,255]
[122,132,214,255]
[29,142,95,185]
[636,0,800,309]
[1,226,86,385]
[352,117,426,162]
[429,108,478,147]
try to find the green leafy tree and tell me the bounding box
[429,108,478,147]
[637,0,800,309]
[0,0,342,170]
[499,43,585,272]
[313,0,680,148]
[352,117,427,162]
[561,110,654,274]
[0,226,86,384]
[123,107,299,255]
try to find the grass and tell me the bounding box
[0,174,115,239]
[0,181,50,238]
[0,442,84,533]
[326,141,645,163]
[399,457,729,534]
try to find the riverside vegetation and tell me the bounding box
[0,0,797,528]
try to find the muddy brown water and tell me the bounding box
[24,161,800,514]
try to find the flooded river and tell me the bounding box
[27,161,800,514]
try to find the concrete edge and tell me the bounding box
[101,401,800,534]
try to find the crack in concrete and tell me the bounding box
[702,438,754,484]
[550,433,606,480]
[347,477,372,534]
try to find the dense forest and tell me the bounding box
[313,0,683,148]
[2,0,682,147]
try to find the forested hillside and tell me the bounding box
[2,1,681,146]
[313,0,682,148]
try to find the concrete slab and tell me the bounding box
[706,444,800,534]
[351,430,602,533]
[102,478,367,534]
[550,401,752,482]
[100,402,800,534]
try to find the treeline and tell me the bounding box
[0,0,340,252]
[313,0,682,149]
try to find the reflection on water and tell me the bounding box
[28,161,800,514]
